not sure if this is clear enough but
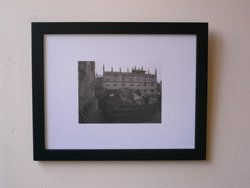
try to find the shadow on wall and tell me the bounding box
[206,31,224,161]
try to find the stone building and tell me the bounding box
[94,75,104,97]
[102,65,158,96]
[78,61,95,107]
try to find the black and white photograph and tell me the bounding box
[78,61,162,123]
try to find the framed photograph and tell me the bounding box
[32,22,208,160]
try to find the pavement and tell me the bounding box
[82,98,107,123]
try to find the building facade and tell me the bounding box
[102,66,158,96]
[78,61,95,103]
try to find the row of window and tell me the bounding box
[126,89,156,93]
[143,89,156,93]
[104,75,156,79]
[105,78,156,82]
[105,82,155,87]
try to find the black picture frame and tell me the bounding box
[32,22,208,161]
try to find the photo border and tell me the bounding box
[32,22,208,160]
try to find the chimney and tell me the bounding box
[111,67,113,72]
[119,67,121,73]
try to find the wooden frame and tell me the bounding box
[32,22,208,160]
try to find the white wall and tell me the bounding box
[1,0,250,187]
